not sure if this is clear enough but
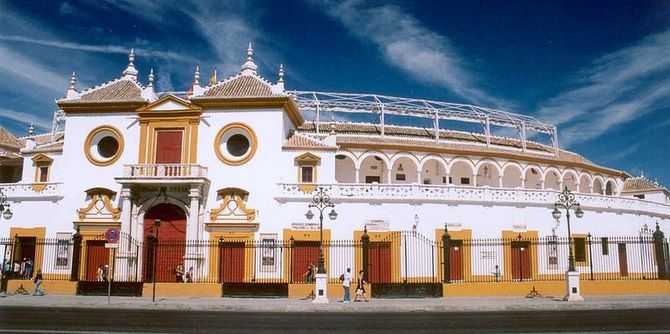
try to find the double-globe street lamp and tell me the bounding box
[551,186,584,301]
[0,188,13,296]
[146,218,161,303]
[305,187,338,274]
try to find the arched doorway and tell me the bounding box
[143,203,187,282]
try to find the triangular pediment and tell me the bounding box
[31,153,53,163]
[294,152,321,164]
[136,95,202,113]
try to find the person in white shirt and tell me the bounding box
[342,268,352,303]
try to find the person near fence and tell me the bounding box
[32,270,45,296]
[24,258,33,279]
[185,266,194,283]
[493,265,501,282]
[353,270,369,302]
[174,264,185,283]
[19,258,26,278]
[341,267,352,303]
[303,263,316,284]
[96,265,104,282]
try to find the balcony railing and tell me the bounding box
[277,183,670,218]
[123,164,208,178]
[0,182,64,201]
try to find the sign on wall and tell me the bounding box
[55,232,71,267]
[291,222,320,230]
[365,219,389,231]
[260,233,277,271]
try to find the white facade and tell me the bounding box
[1,47,669,247]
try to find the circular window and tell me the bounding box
[227,134,250,157]
[214,123,257,166]
[98,136,119,158]
[84,126,124,166]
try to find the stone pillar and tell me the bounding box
[442,225,451,283]
[361,227,370,282]
[70,227,83,281]
[521,177,526,189]
[498,175,503,188]
[117,187,135,280]
[355,168,360,184]
[119,187,133,240]
[653,223,668,280]
[185,186,202,278]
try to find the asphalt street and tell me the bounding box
[0,307,669,333]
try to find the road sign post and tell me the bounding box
[104,227,119,303]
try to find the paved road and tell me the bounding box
[0,307,669,333]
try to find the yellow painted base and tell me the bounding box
[288,283,374,300]
[443,280,670,297]
[7,279,77,295]
[142,283,221,298]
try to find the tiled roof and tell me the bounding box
[295,121,599,167]
[622,176,666,192]
[203,75,279,98]
[0,126,22,149]
[77,79,144,102]
[283,133,337,149]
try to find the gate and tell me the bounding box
[367,231,441,298]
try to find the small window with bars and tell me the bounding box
[300,166,314,183]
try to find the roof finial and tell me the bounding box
[194,66,200,85]
[28,122,34,136]
[278,64,284,83]
[122,48,138,78]
[147,68,154,87]
[69,71,76,89]
[66,71,80,100]
[240,41,258,75]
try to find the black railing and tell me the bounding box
[0,231,667,285]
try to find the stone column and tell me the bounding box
[185,186,202,280]
[118,187,134,280]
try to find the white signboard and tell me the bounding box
[365,219,389,231]
[291,221,320,230]
[104,243,119,249]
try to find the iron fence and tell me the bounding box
[1,231,668,285]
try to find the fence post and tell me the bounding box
[70,227,82,281]
[146,233,156,283]
[218,237,224,283]
[653,223,668,280]
[442,224,451,284]
[289,236,294,284]
[361,227,369,282]
[587,233,594,280]
[1,242,8,293]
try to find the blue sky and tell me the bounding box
[1,0,669,185]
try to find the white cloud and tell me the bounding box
[310,0,509,108]
[0,35,194,62]
[0,46,67,93]
[0,108,52,131]
[538,28,670,147]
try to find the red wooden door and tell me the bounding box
[16,237,36,263]
[618,243,628,277]
[449,240,463,281]
[86,240,109,281]
[155,130,183,164]
[143,203,187,282]
[368,242,392,283]
[291,241,320,283]
[220,242,245,283]
[511,241,531,280]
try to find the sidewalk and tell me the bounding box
[1,293,668,313]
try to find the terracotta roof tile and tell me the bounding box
[77,79,144,102]
[623,176,667,192]
[0,126,22,149]
[203,75,279,98]
[283,133,337,149]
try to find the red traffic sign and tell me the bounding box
[105,227,120,243]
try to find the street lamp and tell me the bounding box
[0,188,12,297]
[305,187,337,304]
[305,187,337,274]
[0,188,13,221]
[552,186,584,301]
[147,218,161,303]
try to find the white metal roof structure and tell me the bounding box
[289,91,559,155]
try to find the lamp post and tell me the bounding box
[0,188,13,296]
[147,218,161,303]
[305,187,337,303]
[551,186,584,301]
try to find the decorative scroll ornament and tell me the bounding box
[210,188,257,223]
[77,188,121,221]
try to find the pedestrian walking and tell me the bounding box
[32,270,45,296]
[96,265,104,282]
[493,265,500,282]
[341,267,352,303]
[303,263,316,284]
[174,264,185,283]
[353,270,369,302]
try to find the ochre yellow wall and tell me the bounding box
[7,279,77,295]
[142,283,221,297]
[443,280,670,297]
